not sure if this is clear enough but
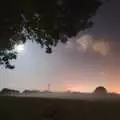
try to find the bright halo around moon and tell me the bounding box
[15,44,25,53]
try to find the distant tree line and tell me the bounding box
[0,86,109,96]
[0,88,20,95]
[0,88,41,95]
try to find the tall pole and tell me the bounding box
[48,84,50,91]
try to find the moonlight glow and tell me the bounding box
[15,44,25,53]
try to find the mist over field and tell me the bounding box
[1,91,120,101]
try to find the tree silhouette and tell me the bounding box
[23,89,40,94]
[0,0,105,69]
[94,86,108,95]
[0,88,20,95]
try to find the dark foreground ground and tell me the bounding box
[0,96,120,120]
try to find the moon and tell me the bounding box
[15,44,25,53]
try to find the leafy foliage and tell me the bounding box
[0,0,104,69]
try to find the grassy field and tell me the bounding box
[0,96,120,120]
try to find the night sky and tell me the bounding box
[0,0,120,93]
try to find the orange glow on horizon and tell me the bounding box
[64,83,97,93]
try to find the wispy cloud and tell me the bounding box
[76,35,93,52]
[92,39,110,56]
[65,40,73,48]
[76,35,110,56]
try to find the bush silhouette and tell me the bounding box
[94,86,107,95]
[0,88,20,95]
